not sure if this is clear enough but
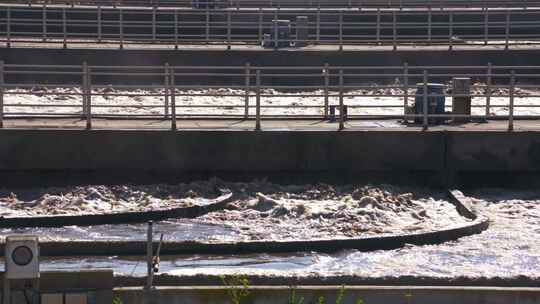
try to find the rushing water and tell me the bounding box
[1,188,539,279]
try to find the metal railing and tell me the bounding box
[1,62,539,131]
[3,0,540,9]
[1,6,540,49]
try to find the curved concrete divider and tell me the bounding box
[0,189,489,256]
[30,217,489,256]
[0,192,235,228]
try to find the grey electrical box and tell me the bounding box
[452,77,471,123]
[295,16,309,47]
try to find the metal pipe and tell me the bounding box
[145,221,154,290]
[324,63,329,119]
[339,69,344,131]
[170,67,177,131]
[164,63,169,118]
[0,61,4,129]
[120,9,124,49]
[255,70,261,131]
[423,69,428,130]
[244,62,250,119]
[403,62,409,122]
[509,70,515,131]
[486,62,492,118]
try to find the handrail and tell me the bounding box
[0,62,538,131]
[1,0,540,9]
[0,5,540,50]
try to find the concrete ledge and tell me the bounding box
[114,285,540,304]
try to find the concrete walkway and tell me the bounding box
[2,117,538,131]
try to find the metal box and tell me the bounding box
[5,235,40,279]
[452,77,472,123]
[414,83,446,124]
[262,20,291,48]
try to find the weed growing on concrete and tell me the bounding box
[220,275,251,304]
[289,287,305,304]
[112,297,123,304]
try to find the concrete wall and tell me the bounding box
[0,130,539,186]
[115,286,540,304]
[0,270,113,304]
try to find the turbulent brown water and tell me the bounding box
[0,182,537,279]
[0,180,470,241]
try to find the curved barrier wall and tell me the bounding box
[0,189,489,256]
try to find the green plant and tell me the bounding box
[318,296,326,304]
[220,275,251,304]
[404,291,413,304]
[335,286,345,304]
[289,287,305,304]
[355,299,365,304]
[112,297,123,304]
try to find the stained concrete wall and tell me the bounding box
[0,130,539,186]
[0,270,113,304]
[115,286,540,304]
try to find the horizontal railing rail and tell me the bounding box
[0,6,540,49]
[0,62,539,131]
[2,0,540,9]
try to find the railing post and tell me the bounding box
[484,9,489,45]
[98,6,102,43]
[316,7,320,44]
[449,11,453,51]
[485,62,492,119]
[403,62,409,122]
[7,7,11,48]
[145,221,154,290]
[508,70,515,131]
[152,7,157,43]
[338,69,344,131]
[170,67,177,131]
[505,9,510,50]
[84,62,92,130]
[255,70,261,131]
[258,8,263,45]
[376,8,380,44]
[428,7,432,45]
[244,62,250,119]
[423,69,428,131]
[339,11,343,51]
[0,61,4,129]
[392,10,397,51]
[164,63,170,118]
[205,8,210,44]
[324,63,329,119]
[62,8,67,49]
[42,3,47,41]
[273,14,278,50]
[174,10,179,50]
[227,10,232,50]
[119,9,124,49]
